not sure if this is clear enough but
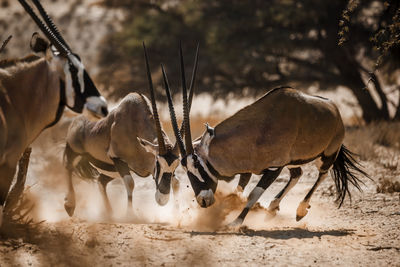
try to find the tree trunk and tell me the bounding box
[331,50,386,123]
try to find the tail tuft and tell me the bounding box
[331,145,369,207]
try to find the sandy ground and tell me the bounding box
[0,141,399,266]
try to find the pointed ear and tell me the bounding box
[30,32,49,53]
[137,137,158,155]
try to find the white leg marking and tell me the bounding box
[268,177,300,213]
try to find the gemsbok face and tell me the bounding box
[18,0,108,118]
[163,46,368,225]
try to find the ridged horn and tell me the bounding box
[31,0,71,51]
[172,43,199,155]
[161,64,186,156]
[18,0,69,56]
[143,42,167,155]
[180,43,194,155]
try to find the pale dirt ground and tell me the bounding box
[0,130,399,266]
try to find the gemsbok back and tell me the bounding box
[0,0,108,227]
[63,43,198,216]
[163,46,368,226]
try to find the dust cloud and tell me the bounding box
[24,127,330,231]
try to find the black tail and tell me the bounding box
[64,144,99,181]
[331,145,369,207]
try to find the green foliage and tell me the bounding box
[98,0,399,122]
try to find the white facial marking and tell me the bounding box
[185,155,204,183]
[68,54,85,93]
[155,190,170,206]
[63,62,75,107]
[84,96,108,118]
[156,156,179,184]
[186,154,218,183]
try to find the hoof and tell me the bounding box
[296,202,310,221]
[64,203,75,217]
[267,200,280,216]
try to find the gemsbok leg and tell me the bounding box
[296,153,337,221]
[230,167,283,226]
[0,164,16,227]
[111,158,135,213]
[98,174,113,213]
[267,167,303,215]
[237,173,251,192]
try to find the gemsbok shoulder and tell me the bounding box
[0,0,108,227]
[63,43,198,216]
[163,46,368,226]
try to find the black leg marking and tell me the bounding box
[99,174,113,188]
[230,167,283,226]
[0,164,16,206]
[237,173,251,191]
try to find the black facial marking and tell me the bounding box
[163,151,178,165]
[45,80,65,129]
[205,160,234,182]
[155,161,161,181]
[158,173,172,194]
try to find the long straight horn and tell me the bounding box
[143,42,167,155]
[18,0,69,56]
[173,43,199,154]
[31,0,71,51]
[180,43,194,155]
[161,64,186,156]
[188,43,199,111]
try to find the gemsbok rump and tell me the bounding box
[0,0,108,226]
[163,47,368,226]
[63,43,198,216]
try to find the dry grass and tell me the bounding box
[1,148,43,239]
[376,177,400,193]
[345,122,400,161]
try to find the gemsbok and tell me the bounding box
[163,47,368,226]
[63,43,198,216]
[0,0,108,227]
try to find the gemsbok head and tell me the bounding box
[163,46,368,226]
[62,43,198,217]
[18,0,108,118]
[0,0,108,227]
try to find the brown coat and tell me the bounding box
[203,88,344,176]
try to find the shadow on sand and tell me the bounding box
[187,227,354,240]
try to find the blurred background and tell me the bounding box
[1,0,399,124]
[0,0,399,240]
